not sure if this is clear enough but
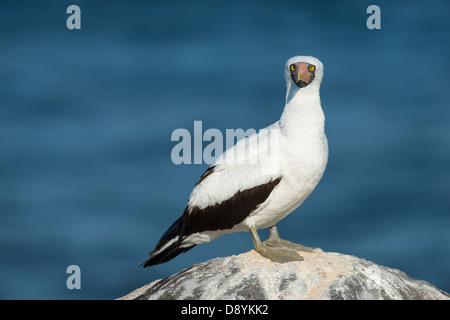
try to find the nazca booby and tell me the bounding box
[142,56,328,267]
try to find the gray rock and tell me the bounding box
[119,249,450,300]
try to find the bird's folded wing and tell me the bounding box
[188,122,282,210]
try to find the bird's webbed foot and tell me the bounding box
[263,225,316,253]
[249,226,304,263]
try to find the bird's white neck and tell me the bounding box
[279,85,325,139]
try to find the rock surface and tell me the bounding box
[120,249,450,300]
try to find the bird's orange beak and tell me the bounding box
[296,63,312,83]
[290,62,316,88]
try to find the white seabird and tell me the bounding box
[142,56,328,267]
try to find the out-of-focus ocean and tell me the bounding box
[0,0,449,299]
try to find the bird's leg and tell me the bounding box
[248,226,304,263]
[263,225,315,253]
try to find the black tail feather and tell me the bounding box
[140,217,194,268]
[140,243,194,268]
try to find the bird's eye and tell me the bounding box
[290,65,295,71]
[309,65,315,72]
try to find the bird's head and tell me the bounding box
[284,56,323,103]
[285,56,323,88]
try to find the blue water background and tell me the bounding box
[0,0,449,299]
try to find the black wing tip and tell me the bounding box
[140,211,193,268]
[140,244,195,268]
[141,164,217,268]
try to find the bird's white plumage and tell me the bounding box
[182,56,328,247]
[188,121,281,210]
